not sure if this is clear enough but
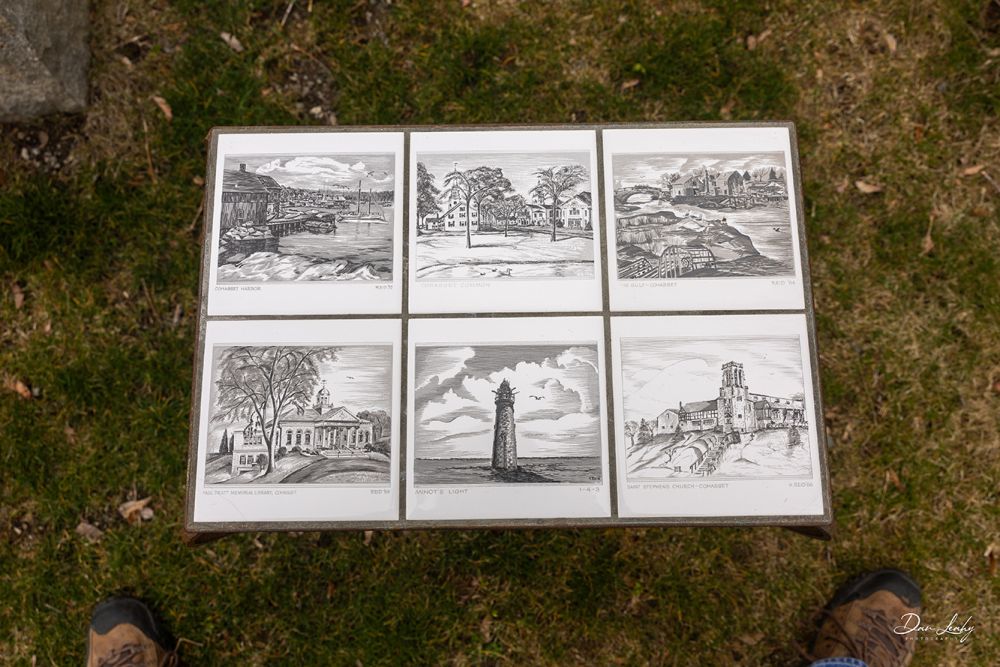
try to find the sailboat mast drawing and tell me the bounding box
[342,175,387,224]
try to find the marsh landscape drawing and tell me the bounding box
[203,344,393,485]
[414,151,595,280]
[612,152,794,279]
[413,344,603,485]
[620,336,811,480]
[217,153,395,282]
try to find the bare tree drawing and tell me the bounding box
[211,346,337,474]
[499,194,529,237]
[624,420,638,447]
[415,162,441,230]
[658,171,681,187]
[530,165,587,242]
[471,167,512,233]
[444,165,510,249]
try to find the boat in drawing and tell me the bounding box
[341,178,388,224]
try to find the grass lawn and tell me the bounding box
[415,228,595,279]
[1,1,998,665]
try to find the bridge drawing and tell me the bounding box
[618,244,718,279]
[614,184,665,207]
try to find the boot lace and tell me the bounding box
[96,642,179,667]
[819,606,912,665]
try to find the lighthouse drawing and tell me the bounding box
[491,379,518,471]
[412,343,604,486]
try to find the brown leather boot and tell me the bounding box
[811,569,921,667]
[86,597,178,667]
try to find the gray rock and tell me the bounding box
[0,0,89,121]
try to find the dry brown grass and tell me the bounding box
[0,1,997,665]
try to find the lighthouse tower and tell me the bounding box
[491,379,518,471]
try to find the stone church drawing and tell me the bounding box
[621,335,813,480]
[654,361,806,436]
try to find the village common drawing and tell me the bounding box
[620,336,811,480]
[412,344,603,484]
[413,152,595,280]
[611,152,794,279]
[203,344,393,485]
[217,153,395,282]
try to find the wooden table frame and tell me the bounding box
[184,122,833,542]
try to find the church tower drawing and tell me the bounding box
[718,361,751,433]
[491,379,518,471]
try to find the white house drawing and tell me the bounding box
[230,381,374,475]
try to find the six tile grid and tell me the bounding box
[185,123,831,532]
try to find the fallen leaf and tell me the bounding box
[746,28,771,51]
[921,231,934,255]
[480,615,492,642]
[118,497,152,525]
[620,78,640,92]
[363,530,374,546]
[885,469,904,492]
[220,31,244,53]
[12,283,24,309]
[3,376,32,400]
[883,32,897,53]
[76,521,104,543]
[854,180,883,194]
[739,631,765,645]
[835,177,850,194]
[962,164,984,176]
[151,95,172,121]
[64,425,77,444]
[986,543,998,577]
[140,507,154,521]
[921,215,935,256]
[192,175,205,186]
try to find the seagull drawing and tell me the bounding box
[529,395,544,400]
[346,376,355,379]
[772,227,782,232]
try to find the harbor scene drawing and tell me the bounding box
[216,153,396,282]
[611,152,795,279]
